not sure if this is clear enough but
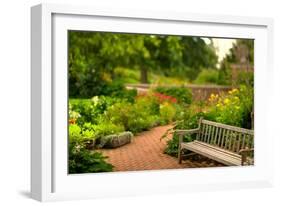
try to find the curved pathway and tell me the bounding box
[100,125,224,172]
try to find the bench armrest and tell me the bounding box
[239,148,254,154]
[174,128,200,145]
[239,148,254,166]
[174,128,200,136]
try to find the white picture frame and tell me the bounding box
[31,3,274,202]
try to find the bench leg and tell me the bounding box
[178,146,182,164]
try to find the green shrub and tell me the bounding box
[127,114,159,133]
[154,86,192,104]
[69,142,113,174]
[162,109,206,156]
[69,99,97,124]
[103,101,133,130]
[68,123,114,173]
[236,71,254,88]
[69,124,83,143]
[104,99,160,133]
[91,122,125,139]
[206,86,253,128]
[69,96,125,125]
[101,82,137,103]
[159,102,176,124]
[128,97,161,132]
[194,69,219,84]
[164,133,193,156]
[135,95,160,116]
[114,67,140,83]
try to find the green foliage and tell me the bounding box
[127,114,159,133]
[69,124,83,143]
[126,97,160,132]
[69,120,124,146]
[164,85,253,157]
[206,86,253,128]
[218,39,254,86]
[91,122,125,139]
[114,67,140,83]
[69,31,218,96]
[164,134,193,156]
[69,142,113,174]
[100,82,137,103]
[162,108,205,156]
[69,95,136,125]
[69,99,102,125]
[103,101,133,130]
[154,86,192,104]
[68,122,114,173]
[104,99,160,133]
[135,95,160,115]
[237,71,254,88]
[159,102,177,124]
[194,69,219,84]
[217,63,232,85]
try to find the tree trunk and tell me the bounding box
[140,67,148,83]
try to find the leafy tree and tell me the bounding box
[181,37,218,80]
[68,31,218,97]
[218,39,254,85]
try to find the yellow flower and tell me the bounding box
[229,88,238,94]
[216,103,221,107]
[232,88,238,93]
[235,106,240,110]
[224,98,230,104]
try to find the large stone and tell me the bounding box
[98,131,133,148]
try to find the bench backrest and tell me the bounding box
[196,119,254,154]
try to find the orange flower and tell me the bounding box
[69,119,76,125]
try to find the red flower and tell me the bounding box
[153,92,177,104]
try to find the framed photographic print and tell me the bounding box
[31,3,274,201]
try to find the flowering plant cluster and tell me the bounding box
[205,87,253,128]
[153,92,177,104]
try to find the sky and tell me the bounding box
[203,37,236,64]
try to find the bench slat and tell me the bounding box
[228,131,235,151]
[241,133,246,149]
[204,125,211,142]
[196,118,203,141]
[191,141,241,158]
[231,131,236,152]
[210,125,216,144]
[236,133,242,153]
[201,124,206,142]
[224,129,229,149]
[202,119,254,135]
[213,126,219,145]
[199,123,205,141]
[217,127,222,147]
[204,124,208,142]
[185,144,241,162]
[182,142,241,166]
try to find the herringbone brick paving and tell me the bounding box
[100,125,224,172]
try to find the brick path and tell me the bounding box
[100,125,224,172]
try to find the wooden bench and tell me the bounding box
[175,118,254,166]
